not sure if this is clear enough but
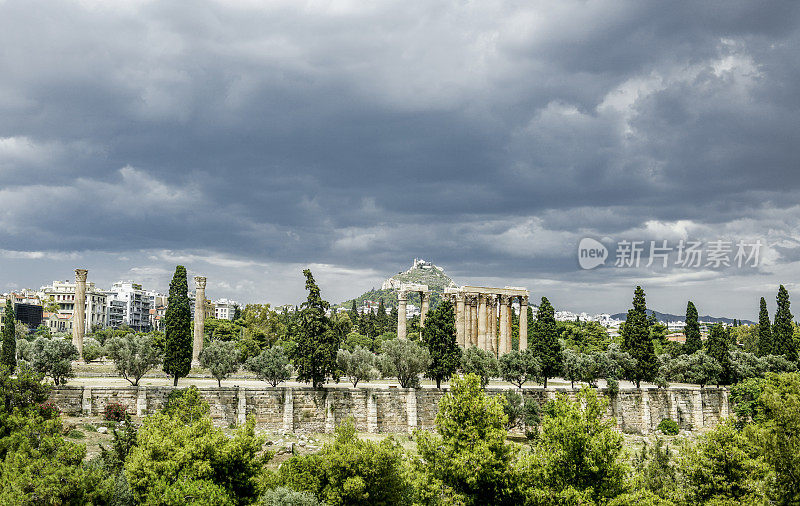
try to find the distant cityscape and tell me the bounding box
[0,276,238,334]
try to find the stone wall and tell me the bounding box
[49,385,731,435]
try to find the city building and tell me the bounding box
[213,298,238,320]
[107,281,151,331]
[39,280,108,332]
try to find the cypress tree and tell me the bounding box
[2,299,16,371]
[350,300,360,332]
[621,286,657,388]
[390,306,398,333]
[376,299,388,335]
[684,301,702,354]
[705,323,731,385]
[291,269,339,389]
[773,285,796,361]
[163,265,192,386]
[758,297,772,356]
[421,298,461,388]
[531,297,560,388]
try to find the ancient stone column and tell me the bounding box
[477,294,487,350]
[72,269,88,360]
[471,298,479,346]
[519,296,528,351]
[505,303,513,353]
[498,295,508,355]
[456,293,466,347]
[397,291,408,340]
[420,292,430,328]
[488,296,497,355]
[465,298,473,346]
[192,276,206,366]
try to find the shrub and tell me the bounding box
[259,487,320,506]
[103,402,128,422]
[82,337,104,363]
[31,337,78,385]
[67,429,85,439]
[37,401,60,420]
[336,346,377,387]
[657,418,679,435]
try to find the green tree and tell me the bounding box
[2,299,16,371]
[531,297,561,388]
[659,351,722,388]
[757,297,772,356]
[705,323,732,385]
[460,346,499,388]
[375,298,388,335]
[377,339,430,388]
[125,391,267,505]
[621,286,657,387]
[773,285,796,361]
[200,340,241,387]
[499,349,540,389]
[278,421,411,506]
[415,374,519,505]
[246,346,292,387]
[164,265,192,386]
[518,387,627,504]
[679,421,769,504]
[31,337,78,385]
[336,346,377,387]
[684,301,702,354]
[292,270,339,389]
[106,334,162,386]
[421,299,461,388]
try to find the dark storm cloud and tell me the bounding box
[1,0,800,290]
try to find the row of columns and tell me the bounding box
[452,292,528,356]
[397,287,431,340]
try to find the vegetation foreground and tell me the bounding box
[0,365,799,505]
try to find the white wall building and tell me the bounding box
[108,281,151,331]
[39,280,108,332]
[213,298,238,320]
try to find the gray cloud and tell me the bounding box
[1,0,800,318]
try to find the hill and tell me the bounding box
[338,259,457,309]
[610,309,755,326]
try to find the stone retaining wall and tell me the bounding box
[49,385,730,435]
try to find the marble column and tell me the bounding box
[397,291,408,340]
[505,303,513,353]
[498,295,508,355]
[456,293,466,347]
[72,269,88,360]
[519,296,529,351]
[193,276,206,365]
[477,294,487,350]
[420,292,430,328]
[472,298,479,346]
[465,298,474,346]
[489,297,497,355]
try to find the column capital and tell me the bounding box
[398,290,408,301]
[421,291,431,302]
[455,291,466,302]
[195,276,207,289]
[499,294,511,305]
[520,295,529,305]
[75,268,88,282]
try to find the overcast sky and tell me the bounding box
[1,0,799,319]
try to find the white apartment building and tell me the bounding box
[108,281,151,331]
[213,298,238,320]
[39,280,108,332]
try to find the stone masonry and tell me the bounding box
[49,385,731,435]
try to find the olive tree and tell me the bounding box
[336,346,377,387]
[499,349,541,389]
[460,346,499,388]
[246,346,292,387]
[199,340,241,387]
[106,334,162,386]
[377,339,430,388]
[31,337,78,385]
